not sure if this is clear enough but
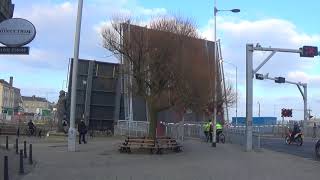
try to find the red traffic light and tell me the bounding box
[300,46,318,57]
[281,108,292,117]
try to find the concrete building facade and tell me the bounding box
[22,95,49,115]
[0,77,21,120]
[0,79,14,112]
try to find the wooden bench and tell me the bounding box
[119,137,182,154]
[157,138,182,152]
[0,126,18,135]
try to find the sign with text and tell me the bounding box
[0,18,36,47]
[0,46,29,54]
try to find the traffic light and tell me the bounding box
[255,73,264,80]
[275,77,285,83]
[300,46,318,57]
[281,108,292,117]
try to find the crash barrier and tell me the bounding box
[114,120,149,137]
[225,127,261,149]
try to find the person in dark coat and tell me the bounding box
[78,120,87,144]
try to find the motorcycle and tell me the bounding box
[285,131,303,146]
[315,139,320,159]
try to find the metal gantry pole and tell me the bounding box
[303,84,308,122]
[245,44,253,151]
[68,0,84,152]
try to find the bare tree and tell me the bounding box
[102,15,227,137]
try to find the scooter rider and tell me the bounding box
[291,122,301,141]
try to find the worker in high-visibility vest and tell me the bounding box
[203,121,211,142]
[216,123,223,143]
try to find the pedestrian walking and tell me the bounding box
[62,120,68,134]
[202,121,210,142]
[78,119,87,144]
[313,122,317,138]
[38,129,42,138]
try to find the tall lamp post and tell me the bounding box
[68,0,84,152]
[220,60,238,126]
[213,0,240,147]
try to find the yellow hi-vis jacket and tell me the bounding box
[203,122,210,132]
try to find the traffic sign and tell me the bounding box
[0,47,29,55]
[275,77,285,83]
[255,73,264,80]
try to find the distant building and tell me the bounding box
[0,77,21,120]
[232,117,277,126]
[0,0,14,22]
[22,95,49,115]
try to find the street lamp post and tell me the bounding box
[213,0,240,147]
[68,0,84,152]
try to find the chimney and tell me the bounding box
[9,77,13,87]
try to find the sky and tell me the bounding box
[0,0,319,121]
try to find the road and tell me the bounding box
[261,137,319,160]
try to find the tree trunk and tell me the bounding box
[148,100,157,139]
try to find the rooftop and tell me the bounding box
[0,79,10,86]
[22,95,48,102]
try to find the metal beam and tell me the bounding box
[297,85,304,99]
[263,74,308,121]
[253,51,276,75]
[253,46,301,54]
[84,61,94,127]
[264,75,305,86]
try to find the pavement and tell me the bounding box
[0,136,34,180]
[1,136,317,180]
[261,137,319,160]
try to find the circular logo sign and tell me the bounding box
[0,18,36,47]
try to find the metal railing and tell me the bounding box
[225,127,261,149]
[165,123,204,141]
[114,120,149,137]
[230,124,320,138]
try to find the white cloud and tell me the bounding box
[0,0,169,102]
[200,17,320,120]
[288,71,320,84]
[137,7,167,16]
